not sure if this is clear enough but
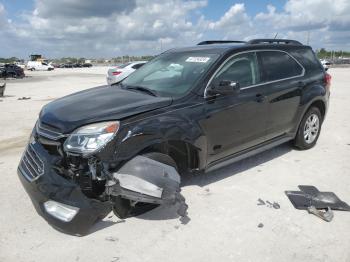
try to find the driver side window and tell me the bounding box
[213,52,260,88]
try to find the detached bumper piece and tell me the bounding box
[18,142,111,236]
[285,185,350,222]
[106,156,187,218]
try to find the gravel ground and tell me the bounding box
[0,67,349,262]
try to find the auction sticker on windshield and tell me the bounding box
[186,57,210,63]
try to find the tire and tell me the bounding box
[293,107,323,150]
[112,152,177,219]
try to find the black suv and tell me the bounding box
[18,39,331,235]
[1,64,25,78]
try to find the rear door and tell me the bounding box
[202,52,269,164]
[257,50,305,140]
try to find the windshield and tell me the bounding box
[122,52,219,97]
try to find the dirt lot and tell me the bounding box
[0,67,349,262]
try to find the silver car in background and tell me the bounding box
[106,61,147,85]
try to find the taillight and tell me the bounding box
[112,71,122,76]
[324,72,331,90]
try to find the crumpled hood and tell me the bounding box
[39,85,172,133]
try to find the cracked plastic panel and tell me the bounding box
[106,155,187,217]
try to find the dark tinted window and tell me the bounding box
[259,51,303,82]
[132,63,145,69]
[292,48,323,72]
[213,52,260,88]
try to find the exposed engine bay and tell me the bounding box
[59,151,188,219]
[18,125,188,235]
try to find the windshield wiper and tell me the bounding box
[125,86,158,97]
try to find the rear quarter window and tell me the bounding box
[258,51,304,82]
[291,48,324,73]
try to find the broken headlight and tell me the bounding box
[64,121,119,155]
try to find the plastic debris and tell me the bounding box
[307,206,334,222]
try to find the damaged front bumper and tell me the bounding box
[18,141,111,236]
[18,140,187,235]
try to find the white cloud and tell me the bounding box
[0,3,9,29]
[206,0,350,49]
[1,0,208,57]
[1,0,350,58]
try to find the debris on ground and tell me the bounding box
[285,185,350,211]
[257,199,280,209]
[257,198,265,205]
[111,257,120,262]
[272,202,280,209]
[307,206,334,222]
[17,97,31,100]
[285,185,350,222]
[257,223,264,228]
[105,236,119,242]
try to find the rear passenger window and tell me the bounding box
[258,51,303,82]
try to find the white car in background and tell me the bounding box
[320,59,331,70]
[27,61,54,71]
[106,61,147,85]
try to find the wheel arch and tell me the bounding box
[139,140,201,174]
[308,100,326,120]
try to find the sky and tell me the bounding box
[0,0,349,58]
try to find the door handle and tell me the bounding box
[255,94,266,103]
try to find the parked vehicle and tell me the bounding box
[27,61,54,71]
[320,59,331,70]
[106,61,146,85]
[0,64,25,78]
[18,39,331,235]
[82,63,92,68]
[14,61,26,69]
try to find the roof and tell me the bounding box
[167,39,308,55]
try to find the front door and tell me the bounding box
[201,52,269,165]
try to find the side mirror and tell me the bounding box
[325,67,329,71]
[207,80,240,96]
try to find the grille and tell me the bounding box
[36,121,65,140]
[19,144,44,182]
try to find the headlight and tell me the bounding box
[64,121,119,155]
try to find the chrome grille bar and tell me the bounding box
[19,144,44,182]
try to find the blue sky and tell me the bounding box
[0,0,349,58]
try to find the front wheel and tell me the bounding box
[293,107,322,150]
[112,152,178,219]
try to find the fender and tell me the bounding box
[111,104,208,169]
[292,83,327,135]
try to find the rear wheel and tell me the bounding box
[112,152,178,219]
[293,107,322,150]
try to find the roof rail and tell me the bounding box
[197,40,246,45]
[248,39,303,45]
